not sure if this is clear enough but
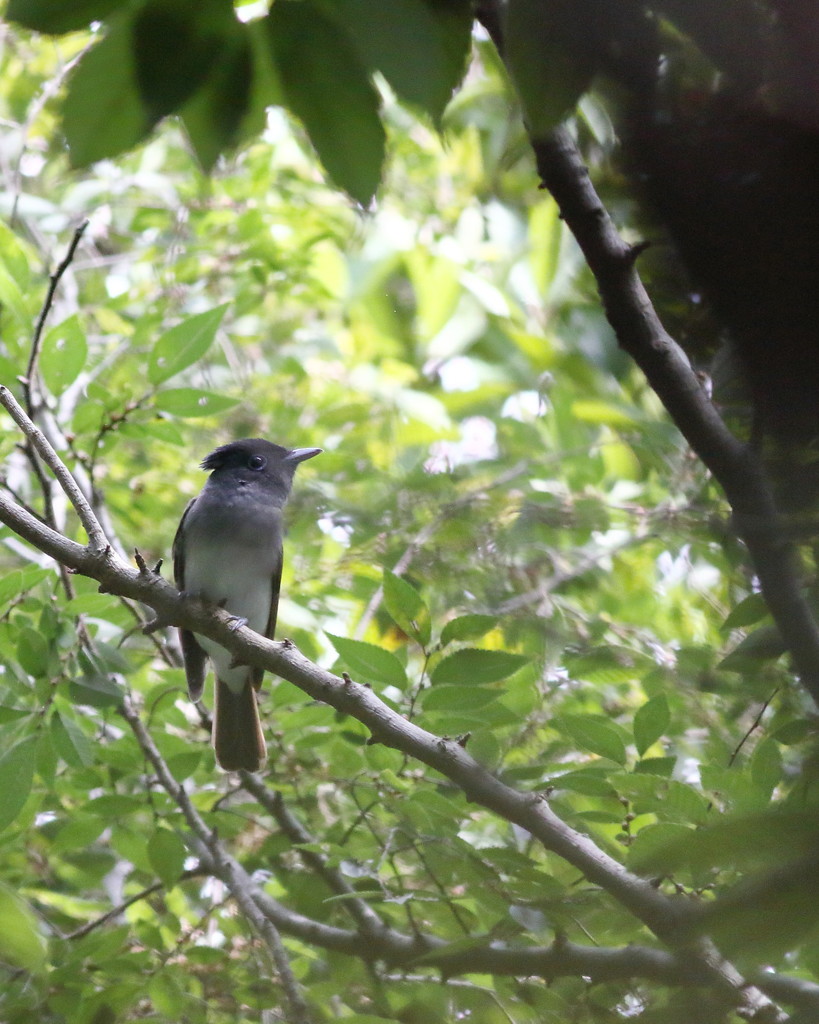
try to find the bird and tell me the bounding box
[172,438,321,771]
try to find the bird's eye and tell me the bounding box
[248,455,266,470]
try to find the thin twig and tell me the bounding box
[0,384,108,552]
[355,460,530,639]
[727,688,779,768]
[64,869,205,940]
[239,773,388,939]
[24,220,89,417]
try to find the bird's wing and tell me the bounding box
[173,498,209,702]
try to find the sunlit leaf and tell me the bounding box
[0,882,47,972]
[325,633,408,689]
[0,736,37,833]
[40,315,88,396]
[382,570,430,646]
[148,827,187,888]
[431,649,528,686]
[148,305,228,385]
[153,388,240,418]
[633,694,670,757]
[440,615,498,645]
[557,715,628,765]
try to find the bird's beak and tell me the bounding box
[285,447,323,464]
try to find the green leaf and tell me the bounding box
[558,715,628,765]
[420,684,499,712]
[266,0,385,204]
[721,592,770,632]
[181,28,254,170]
[440,614,498,645]
[154,388,240,418]
[325,633,408,689]
[750,737,783,797]
[64,592,122,616]
[423,0,473,117]
[148,304,229,385]
[551,768,615,797]
[700,764,769,813]
[51,816,106,854]
[633,694,670,757]
[16,626,50,677]
[86,794,142,817]
[627,822,694,873]
[635,756,676,777]
[148,827,187,888]
[382,570,430,646]
[6,0,124,33]
[662,780,711,826]
[40,315,88,396]
[567,645,652,684]
[431,648,528,686]
[0,735,37,833]
[772,719,813,745]
[68,673,124,710]
[719,625,786,671]
[0,567,52,606]
[148,972,187,1018]
[570,399,642,428]
[630,811,819,876]
[0,882,47,972]
[63,16,153,167]
[319,0,467,123]
[504,0,594,138]
[52,712,95,768]
[0,264,32,328]
[132,0,234,121]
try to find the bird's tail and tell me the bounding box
[212,676,267,772]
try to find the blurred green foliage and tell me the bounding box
[0,8,816,1024]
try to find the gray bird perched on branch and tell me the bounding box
[173,438,321,771]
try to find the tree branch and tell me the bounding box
[24,219,89,418]
[239,771,389,940]
[0,386,107,552]
[531,127,819,706]
[0,397,792,1019]
[121,696,314,1024]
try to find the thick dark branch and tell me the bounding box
[531,127,819,706]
